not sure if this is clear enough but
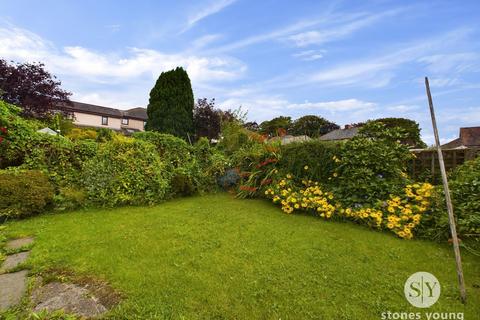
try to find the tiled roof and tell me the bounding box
[319,127,359,141]
[442,127,480,148]
[64,101,147,120]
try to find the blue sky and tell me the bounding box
[1,0,479,144]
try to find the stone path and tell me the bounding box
[1,236,115,317]
[0,237,33,311]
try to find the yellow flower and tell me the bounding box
[304,165,309,170]
[333,172,338,177]
[286,174,292,179]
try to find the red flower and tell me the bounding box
[260,179,272,186]
[0,127,7,134]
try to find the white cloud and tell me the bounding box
[220,94,377,123]
[287,9,402,47]
[0,25,246,85]
[418,53,480,74]
[182,0,236,33]
[286,99,376,112]
[292,50,324,61]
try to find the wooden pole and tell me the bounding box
[425,77,467,303]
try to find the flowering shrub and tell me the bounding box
[332,124,413,207]
[264,172,434,239]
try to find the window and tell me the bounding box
[122,118,129,125]
[102,116,108,125]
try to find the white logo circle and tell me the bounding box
[404,272,441,308]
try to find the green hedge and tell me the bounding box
[418,157,480,246]
[278,140,338,182]
[0,170,54,219]
[82,139,169,206]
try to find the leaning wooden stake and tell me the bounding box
[425,77,467,304]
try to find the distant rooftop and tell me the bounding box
[63,101,147,120]
[319,127,359,141]
[442,127,480,149]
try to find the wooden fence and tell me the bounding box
[409,147,480,184]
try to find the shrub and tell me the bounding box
[217,121,264,156]
[332,123,413,206]
[193,138,227,192]
[96,127,114,142]
[418,157,480,247]
[0,100,41,168]
[278,140,338,183]
[0,170,54,219]
[66,127,97,141]
[21,135,97,189]
[53,186,87,211]
[82,139,169,206]
[134,132,215,196]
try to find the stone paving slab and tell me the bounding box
[5,237,34,250]
[1,251,30,271]
[32,282,108,318]
[0,270,28,311]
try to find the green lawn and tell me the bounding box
[3,193,480,319]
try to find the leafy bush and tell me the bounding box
[418,157,480,247]
[65,127,97,141]
[0,100,41,168]
[82,139,169,206]
[20,134,97,188]
[278,140,338,183]
[0,170,54,219]
[193,137,227,192]
[96,127,114,142]
[134,131,201,195]
[332,122,413,206]
[53,186,87,211]
[217,121,265,156]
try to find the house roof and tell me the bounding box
[64,101,147,120]
[442,127,480,149]
[319,127,359,141]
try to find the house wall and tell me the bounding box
[73,112,145,131]
[123,118,145,131]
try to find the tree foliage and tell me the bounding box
[193,98,221,140]
[0,59,71,119]
[260,116,292,136]
[371,118,425,147]
[289,115,339,137]
[146,67,194,139]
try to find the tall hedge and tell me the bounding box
[146,67,194,140]
[82,139,169,206]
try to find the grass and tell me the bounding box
[3,193,480,319]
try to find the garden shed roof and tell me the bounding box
[319,127,359,141]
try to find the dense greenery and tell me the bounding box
[278,140,338,182]
[0,59,71,119]
[82,139,169,206]
[193,98,221,140]
[146,67,194,139]
[370,117,426,147]
[289,115,339,137]
[332,122,413,206]
[3,194,480,319]
[259,116,292,136]
[0,170,54,219]
[418,157,480,247]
